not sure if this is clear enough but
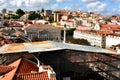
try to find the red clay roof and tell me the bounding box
[75,29,113,35]
[25,23,61,32]
[75,23,120,35]
[0,66,15,75]
[77,25,91,30]
[16,59,38,74]
[16,71,56,80]
[0,58,21,80]
[8,22,23,27]
[100,24,120,31]
[17,71,49,80]
[0,58,56,80]
[25,23,60,30]
[64,20,74,23]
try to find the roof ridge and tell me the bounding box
[17,71,47,75]
[1,58,23,80]
[0,65,15,75]
[21,58,37,65]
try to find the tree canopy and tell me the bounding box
[66,36,91,45]
[41,8,44,13]
[49,17,54,23]
[10,14,20,19]
[61,28,90,45]
[16,9,25,17]
[28,11,42,20]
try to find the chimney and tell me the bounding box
[34,56,56,79]
[34,56,43,72]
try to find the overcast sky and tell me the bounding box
[0,0,120,15]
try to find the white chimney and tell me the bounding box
[34,56,43,72]
[34,56,40,67]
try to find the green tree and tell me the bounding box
[61,28,90,45]
[61,28,76,37]
[49,17,54,23]
[41,8,44,13]
[67,36,90,45]
[16,9,25,17]
[10,14,20,19]
[28,11,42,20]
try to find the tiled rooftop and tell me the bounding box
[0,58,21,80]
[0,66,15,75]
[8,21,23,27]
[25,23,61,32]
[100,24,120,31]
[16,59,38,74]
[0,58,56,80]
[76,23,120,35]
[17,71,49,80]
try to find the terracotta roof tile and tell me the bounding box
[77,25,91,30]
[16,59,38,74]
[0,59,21,80]
[100,24,120,31]
[25,24,61,31]
[0,58,56,80]
[17,71,49,80]
[76,23,120,35]
[64,20,74,22]
[0,66,15,75]
[8,22,23,27]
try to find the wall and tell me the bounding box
[106,35,120,48]
[73,31,102,47]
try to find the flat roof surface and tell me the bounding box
[0,41,116,54]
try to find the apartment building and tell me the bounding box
[73,18,120,48]
[53,10,71,22]
[44,10,52,17]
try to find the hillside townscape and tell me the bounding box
[0,7,120,80]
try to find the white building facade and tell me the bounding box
[74,30,120,48]
[106,35,120,48]
[73,17,120,49]
[73,31,103,47]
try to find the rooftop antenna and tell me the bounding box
[63,24,66,43]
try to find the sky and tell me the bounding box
[0,0,120,15]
